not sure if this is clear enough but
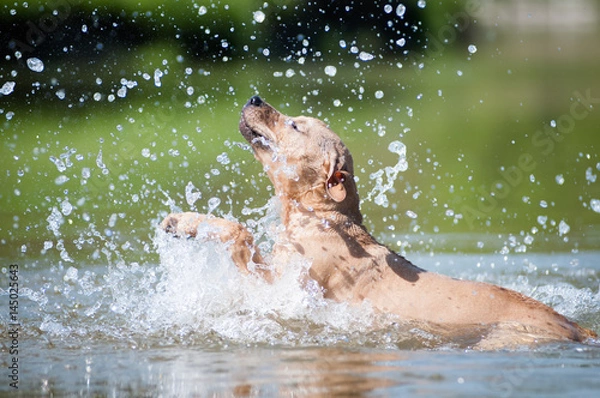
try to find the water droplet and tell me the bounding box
[406,210,418,219]
[153,69,163,87]
[96,150,106,169]
[396,38,406,47]
[374,193,389,207]
[26,57,44,72]
[185,182,202,207]
[253,10,266,23]
[207,197,221,213]
[590,199,600,213]
[388,140,406,155]
[49,156,67,172]
[457,70,463,77]
[555,174,564,185]
[558,220,570,236]
[384,4,393,14]
[417,0,426,9]
[0,81,16,95]
[375,90,384,99]
[61,199,73,216]
[324,65,337,77]
[108,213,118,228]
[64,266,78,282]
[198,5,207,15]
[585,167,597,183]
[359,51,375,61]
[216,152,230,165]
[467,44,477,54]
[54,175,69,185]
[396,4,406,17]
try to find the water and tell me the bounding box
[14,342,600,396]
[2,216,599,395]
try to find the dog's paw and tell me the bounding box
[160,212,207,238]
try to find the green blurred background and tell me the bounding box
[1,0,599,266]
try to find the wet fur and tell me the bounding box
[161,96,597,349]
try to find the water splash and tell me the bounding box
[185,181,202,207]
[366,141,408,207]
[23,208,401,347]
[207,197,221,213]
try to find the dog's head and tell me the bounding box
[239,96,361,222]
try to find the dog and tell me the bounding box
[161,96,596,348]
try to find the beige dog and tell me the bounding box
[162,96,596,348]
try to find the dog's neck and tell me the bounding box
[278,183,363,225]
[280,196,384,261]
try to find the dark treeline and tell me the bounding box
[1,1,473,63]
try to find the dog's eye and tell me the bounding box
[286,119,300,131]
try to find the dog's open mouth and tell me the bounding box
[239,115,272,150]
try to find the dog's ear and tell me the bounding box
[326,169,350,202]
[323,145,353,203]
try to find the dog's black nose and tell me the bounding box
[249,96,263,106]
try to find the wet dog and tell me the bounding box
[162,96,596,348]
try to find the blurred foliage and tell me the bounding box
[0,0,463,61]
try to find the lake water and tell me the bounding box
[2,230,599,396]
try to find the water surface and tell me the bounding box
[3,239,599,396]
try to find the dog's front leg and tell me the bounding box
[160,212,271,281]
